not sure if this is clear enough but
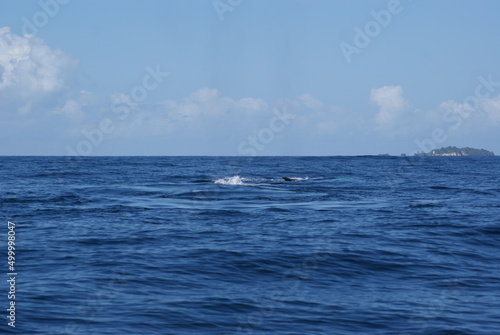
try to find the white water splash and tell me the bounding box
[214,175,245,185]
[214,176,310,185]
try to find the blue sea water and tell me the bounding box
[1,156,500,335]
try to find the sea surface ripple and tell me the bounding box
[0,156,499,334]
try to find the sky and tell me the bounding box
[1,0,500,156]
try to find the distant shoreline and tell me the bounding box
[414,146,494,157]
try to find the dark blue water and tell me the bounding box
[1,156,499,334]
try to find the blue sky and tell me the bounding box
[1,0,500,156]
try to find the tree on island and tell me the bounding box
[415,146,494,156]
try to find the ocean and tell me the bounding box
[1,156,499,334]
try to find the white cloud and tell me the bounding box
[235,97,267,113]
[0,27,77,118]
[169,88,267,121]
[102,89,347,154]
[370,85,408,127]
[481,95,500,124]
[58,90,94,119]
[105,88,270,139]
[298,93,324,110]
[429,97,500,133]
[438,100,474,118]
[280,93,344,134]
[57,100,82,119]
[111,92,136,107]
[0,27,76,95]
[178,88,268,118]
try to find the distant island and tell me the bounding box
[415,146,494,156]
